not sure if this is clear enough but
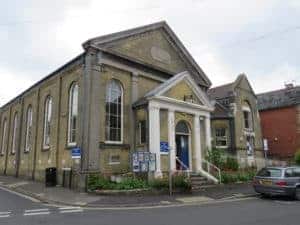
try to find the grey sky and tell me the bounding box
[0,0,299,106]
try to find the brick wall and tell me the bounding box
[259,106,299,158]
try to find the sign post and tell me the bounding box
[263,139,269,165]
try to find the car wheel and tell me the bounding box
[295,188,300,200]
[260,193,270,199]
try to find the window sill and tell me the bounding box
[42,146,50,151]
[10,152,16,155]
[99,142,130,150]
[66,144,78,150]
[215,146,228,149]
[108,162,121,165]
[24,150,30,154]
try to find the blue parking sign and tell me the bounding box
[160,142,169,153]
[71,147,81,159]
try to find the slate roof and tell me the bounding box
[207,83,234,100]
[210,101,233,119]
[257,85,300,111]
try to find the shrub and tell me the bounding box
[87,174,148,190]
[221,170,256,184]
[206,148,225,168]
[224,157,239,171]
[149,175,191,191]
[149,178,169,189]
[295,150,300,165]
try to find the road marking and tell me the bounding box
[59,209,83,214]
[25,208,49,213]
[0,211,11,215]
[24,211,50,216]
[59,206,81,210]
[0,214,10,218]
[0,186,40,203]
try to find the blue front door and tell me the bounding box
[176,135,189,170]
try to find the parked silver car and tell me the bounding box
[253,166,300,199]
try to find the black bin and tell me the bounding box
[45,167,57,187]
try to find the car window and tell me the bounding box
[257,168,282,177]
[293,168,300,177]
[285,169,294,178]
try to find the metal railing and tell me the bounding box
[202,159,222,184]
[175,157,191,178]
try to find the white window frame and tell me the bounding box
[215,127,228,148]
[1,119,7,155]
[11,113,18,154]
[109,154,121,165]
[25,106,33,152]
[105,80,123,144]
[67,83,79,147]
[43,96,52,149]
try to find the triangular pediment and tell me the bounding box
[234,74,256,96]
[144,71,213,108]
[83,21,211,87]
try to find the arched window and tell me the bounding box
[1,119,7,155]
[43,96,52,149]
[242,101,253,130]
[105,80,123,143]
[175,121,190,135]
[25,106,33,152]
[68,83,79,146]
[11,113,18,154]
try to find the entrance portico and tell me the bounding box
[143,71,214,178]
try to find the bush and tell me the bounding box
[206,148,225,168]
[87,174,148,190]
[149,175,191,191]
[295,150,300,165]
[221,170,256,184]
[224,157,239,171]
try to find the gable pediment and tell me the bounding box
[83,21,212,87]
[143,71,213,109]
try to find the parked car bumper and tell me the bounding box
[253,184,295,196]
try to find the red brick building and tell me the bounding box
[257,85,300,159]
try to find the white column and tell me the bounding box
[193,114,202,172]
[205,115,212,150]
[168,110,176,172]
[148,104,162,177]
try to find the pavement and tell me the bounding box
[0,186,299,225]
[0,175,258,208]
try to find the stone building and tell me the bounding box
[208,74,264,168]
[257,84,300,159]
[0,21,218,189]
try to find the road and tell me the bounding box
[0,186,299,225]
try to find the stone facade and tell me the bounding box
[208,74,264,168]
[0,21,217,189]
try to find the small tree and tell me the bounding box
[295,150,300,165]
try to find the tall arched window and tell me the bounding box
[11,113,18,154]
[68,83,79,146]
[105,80,123,143]
[25,106,33,152]
[242,101,253,130]
[1,119,7,155]
[43,96,52,149]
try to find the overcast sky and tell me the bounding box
[0,0,299,106]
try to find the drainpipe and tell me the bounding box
[32,88,40,180]
[16,98,24,177]
[4,106,12,175]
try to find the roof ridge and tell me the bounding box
[257,85,300,96]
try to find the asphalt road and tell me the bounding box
[0,186,299,225]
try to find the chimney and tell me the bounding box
[284,82,294,89]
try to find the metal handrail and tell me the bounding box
[202,159,222,184]
[175,157,191,178]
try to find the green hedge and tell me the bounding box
[221,170,256,184]
[87,175,147,191]
[88,174,191,191]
